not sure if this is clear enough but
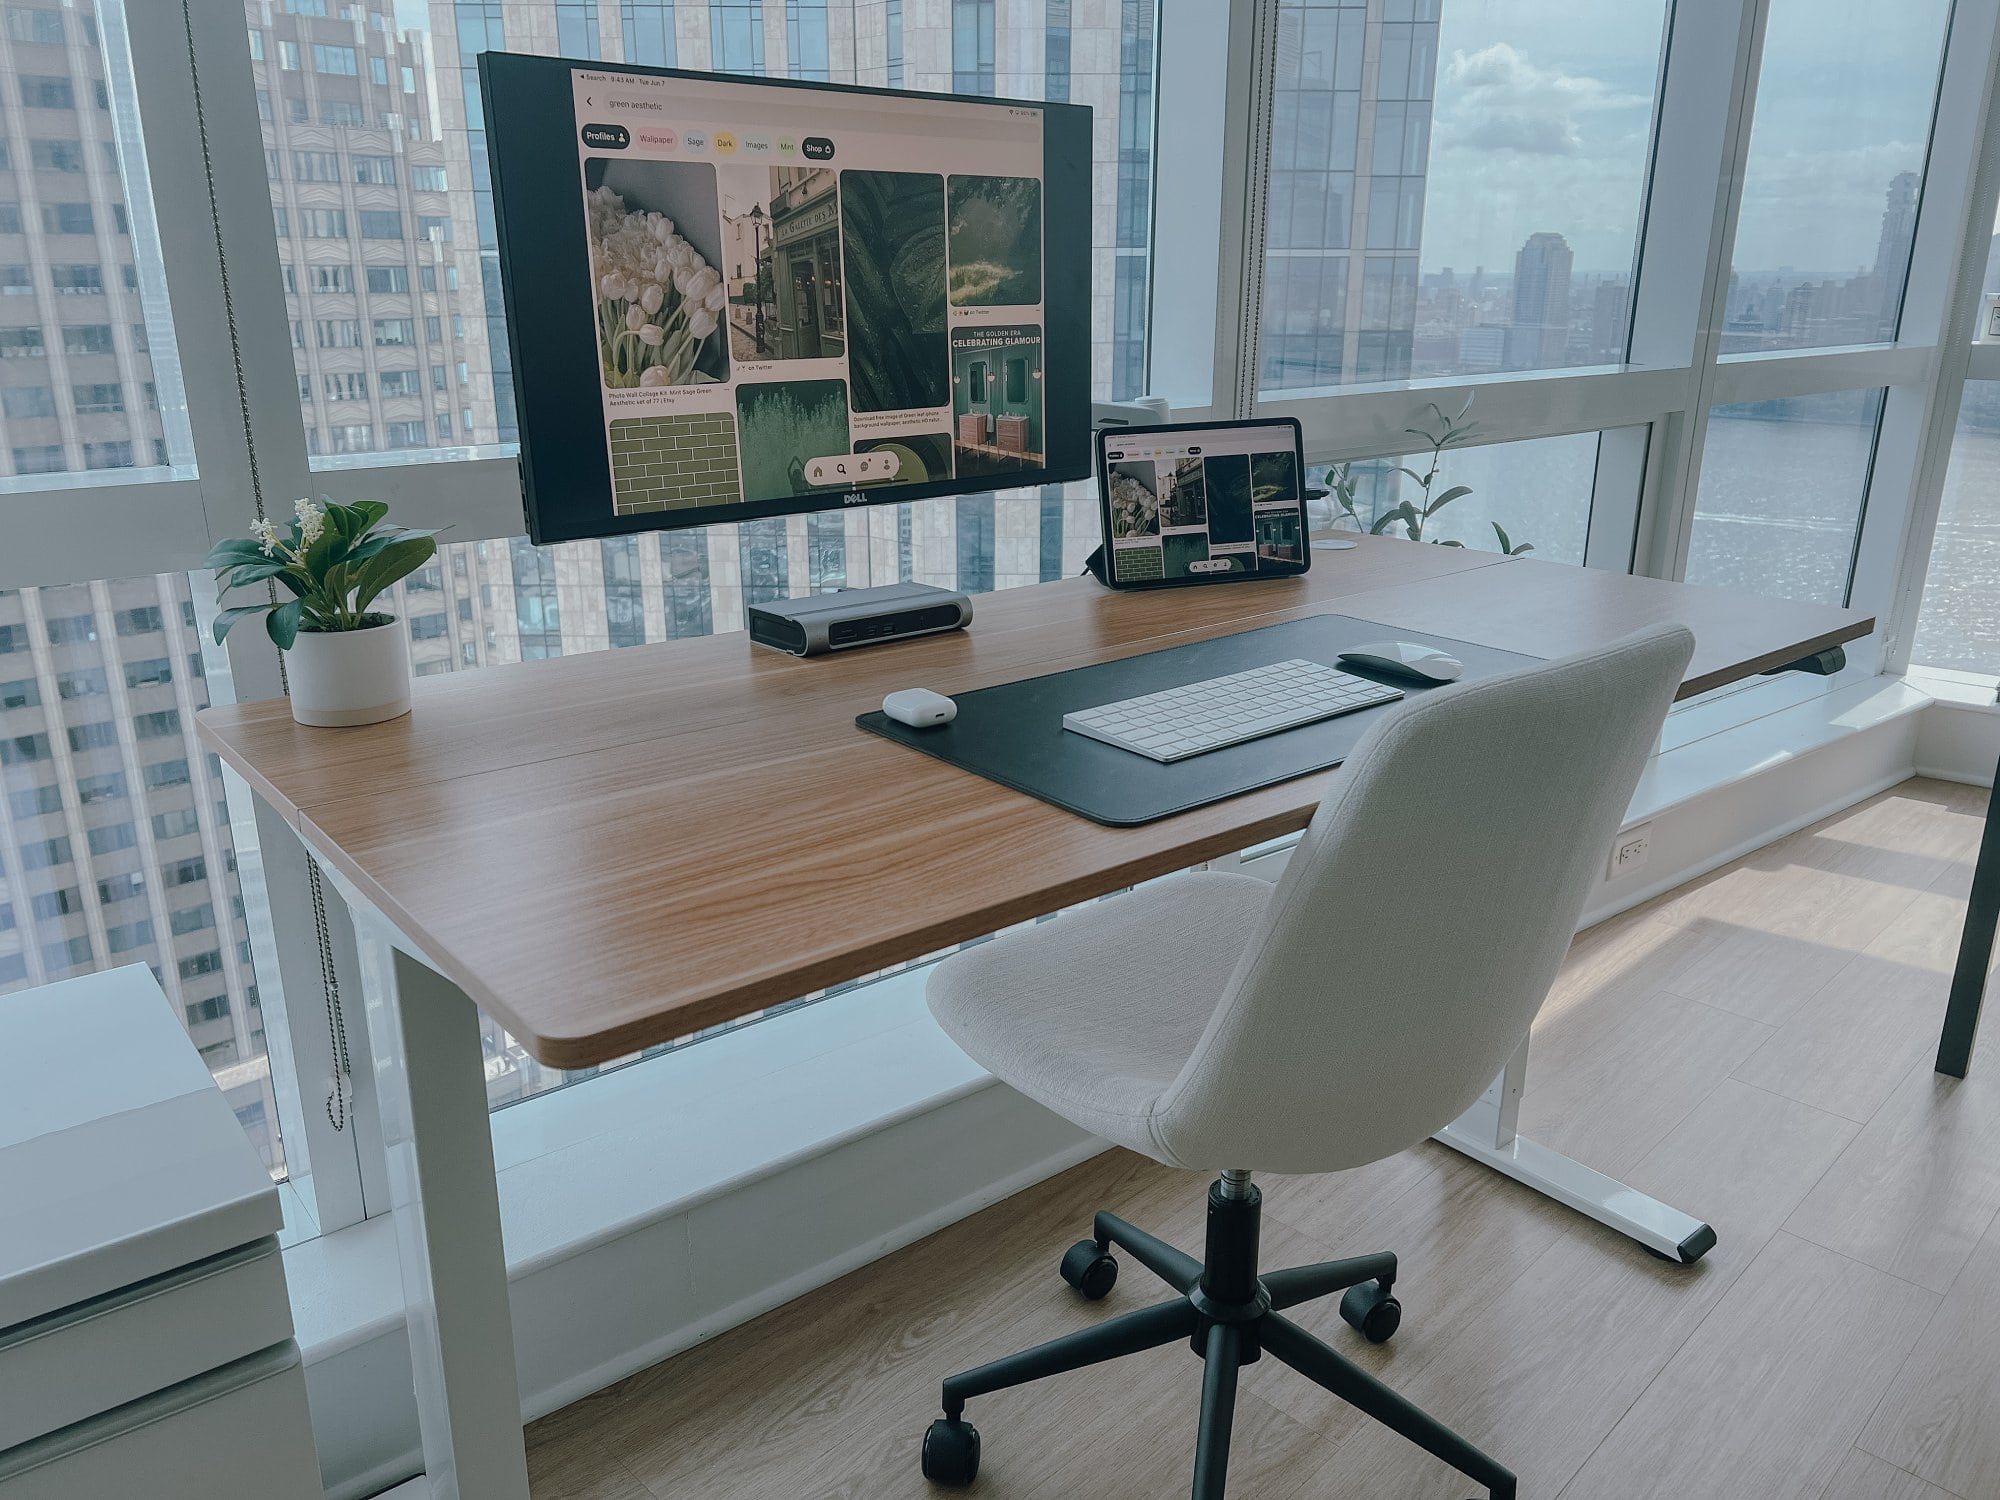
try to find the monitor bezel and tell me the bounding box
[479,50,1095,547]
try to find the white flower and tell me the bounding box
[625,305,646,331]
[665,241,695,271]
[703,282,728,314]
[639,283,664,315]
[600,273,623,299]
[651,217,675,241]
[640,365,670,387]
[653,254,672,281]
[638,322,666,346]
[686,266,721,300]
[293,497,325,546]
[686,307,717,338]
[249,517,283,556]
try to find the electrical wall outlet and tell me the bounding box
[1610,824,1651,879]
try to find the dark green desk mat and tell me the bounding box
[855,613,1543,827]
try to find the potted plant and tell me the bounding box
[207,498,438,727]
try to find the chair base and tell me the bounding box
[921,1175,1516,1500]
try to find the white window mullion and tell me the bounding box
[1624,0,1772,581]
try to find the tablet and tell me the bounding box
[1094,417,1311,589]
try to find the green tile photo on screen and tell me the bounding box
[609,411,744,514]
[584,159,730,388]
[951,324,1043,478]
[736,379,851,499]
[946,175,1042,307]
[841,171,948,412]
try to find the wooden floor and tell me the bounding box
[523,778,2000,1500]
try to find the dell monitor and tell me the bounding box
[478,52,1094,546]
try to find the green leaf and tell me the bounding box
[1437,539,1465,548]
[207,537,272,569]
[1456,393,1475,424]
[1393,465,1430,487]
[264,597,303,651]
[321,562,352,620]
[1426,485,1474,515]
[216,558,295,589]
[1492,523,1513,553]
[348,500,389,534]
[211,603,272,644]
[1515,541,1535,555]
[351,534,438,614]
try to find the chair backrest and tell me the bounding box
[1150,622,1696,1175]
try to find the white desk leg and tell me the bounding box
[1432,1034,1718,1264]
[362,934,532,1500]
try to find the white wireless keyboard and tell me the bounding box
[1062,659,1404,763]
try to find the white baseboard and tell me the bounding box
[316,675,1943,1500]
[1916,693,2000,787]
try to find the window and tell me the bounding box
[418,265,437,292]
[366,265,410,293]
[321,101,365,126]
[416,215,451,241]
[317,318,362,348]
[20,75,73,110]
[359,210,403,240]
[313,44,359,76]
[30,138,84,172]
[1722,0,1951,353]
[113,605,160,635]
[952,0,996,94]
[1260,0,1663,390]
[145,759,193,791]
[86,822,137,856]
[370,55,390,86]
[50,265,104,295]
[72,382,123,413]
[67,720,118,752]
[0,677,38,708]
[56,666,106,697]
[292,149,340,181]
[384,419,426,447]
[7,8,63,44]
[2,386,53,417]
[325,371,368,401]
[62,324,113,354]
[42,202,93,235]
[0,266,29,297]
[312,264,355,294]
[373,317,415,346]
[133,709,182,738]
[299,207,348,239]
[152,806,200,840]
[436,412,453,441]
[330,422,374,452]
[0,328,46,359]
[98,870,144,903]
[9,782,60,816]
[378,368,419,396]
[1686,390,1886,606]
[84,438,133,469]
[106,920,155,953]
[353,154,397,185]
[170,903,216,936]
[125,657,172,687]
[411,164,448,191]
[424,315,441,340]
[279,39,301,69]
[163,854,207,886]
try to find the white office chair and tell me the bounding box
[916,623,1696,1500]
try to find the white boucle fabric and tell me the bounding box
[927,623,1696,1177]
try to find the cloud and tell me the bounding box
[1435,42,1645,158]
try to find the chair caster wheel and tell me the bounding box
[921,1417,980,1486]
[1060,1239,1118,1300]
[1340,1279,1401,1343]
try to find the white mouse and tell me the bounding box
[1337,641,1464,683]
[883,687,958,728]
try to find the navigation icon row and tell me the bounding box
[805,451,899,486]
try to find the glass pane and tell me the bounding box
[1722,0,1949,353]
[0,0,192,488]
[1911,381,2000,674]
[0,573,284,1176]
[1312,428,1597,564]
[1685,389,1884,606]
[1260,0,1666,392]
[248,0,1153,469]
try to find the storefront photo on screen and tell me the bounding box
[718,165,844,363]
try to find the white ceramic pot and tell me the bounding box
[284,616,412,727]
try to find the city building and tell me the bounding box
[1260,0,1442,390]
[1506,230,1572,370]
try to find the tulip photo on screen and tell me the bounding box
[584,160,731,388]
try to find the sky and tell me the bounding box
[1417,0,1951,279]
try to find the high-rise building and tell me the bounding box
[248,0,499,453]
[1872,169,1919,340]
[1507,230,1572,370]
[1260,0,1443,390]
[0,1,181,483]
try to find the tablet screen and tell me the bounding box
[1096,419,1309,587]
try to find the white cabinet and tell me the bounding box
[0,967,321,1496]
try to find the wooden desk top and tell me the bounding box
[197,536,1871,1068]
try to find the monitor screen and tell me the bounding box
[479,53,1094,546]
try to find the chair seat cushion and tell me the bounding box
[926,872,1273,1165]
